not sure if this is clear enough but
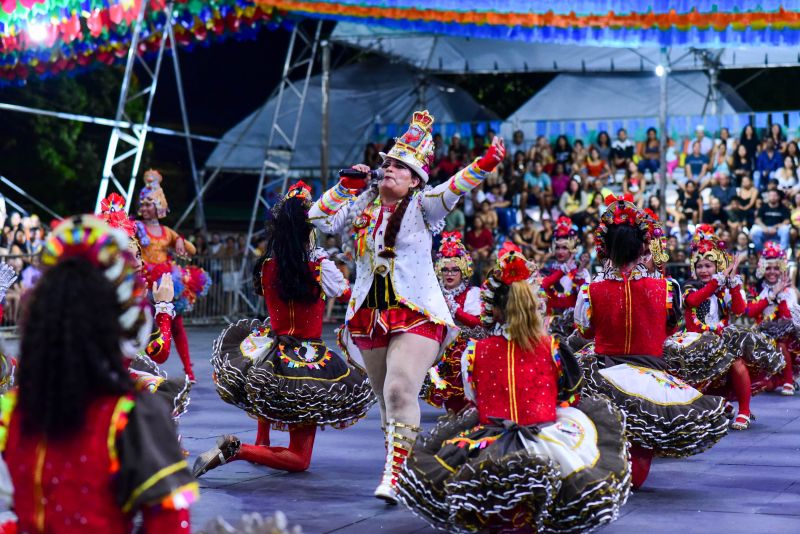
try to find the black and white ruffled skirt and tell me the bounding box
[129,354,192,421]
[211,319,376,429]
[577,346,729,457]
[663,325,784,390]
[398,397,630,533]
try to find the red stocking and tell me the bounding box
[255,419,271,446]
[630,443,654,490]
[171,315,195,382]
[237,425,317,472]
[781,344,794,385]
[142,506,191,533]
[729,359,751,417]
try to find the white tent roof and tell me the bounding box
[500,72,750,140]
[204,59,498,173]
[331,22,800,74]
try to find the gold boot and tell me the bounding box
[374,419,419,504]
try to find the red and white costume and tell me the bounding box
[398,245,630,533]
[574,196,728,489]
[424,232,483,412]
[541,217,590,316]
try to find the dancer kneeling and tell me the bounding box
[746,243,799,396]
[398,244,630,533]
[574,195,729,490]
[195,182,375,477]
[664,226,783,431]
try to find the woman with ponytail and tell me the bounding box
[310,111,505,504]
[398,244,630,533]
[194,182,375,477]
[574,195,729,490]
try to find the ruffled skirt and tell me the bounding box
[211,319,376,429]
[128,354,192,421]
[398,397,630,533]
[422,327,487,410]
[577,347,728,457]
[547,308,577,339]
[664,326,785,392]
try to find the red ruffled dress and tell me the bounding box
[399,333,630,533]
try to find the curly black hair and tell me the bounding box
[255,196,320,303]
[17,257,133,439]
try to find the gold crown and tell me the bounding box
[411,110,434,133]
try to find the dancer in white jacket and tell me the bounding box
[309,110,504,503]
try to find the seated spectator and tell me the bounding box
[525,160,553,213]
[432,132,445,162]
[784,140,800,168]
[364,142,381,169]
[507,150,527,184]
[702,196,729,227]
[768,123,787,152]
[717,127,736,157]
[572,139,588,165]
[553,135,573,173]
[774,155,798,193]
[751,189,791,252]
[756,138,782,190]
[511,217,538,259]
[665,137,679,180]
[471,133,486,160]
[691,125,713,156]
[684,141,710,184]
[622,161,647,207]
[728,174,759,234]
[637,127,660,175]
[476,200,499,234]
[449,132,469,161]
[611,128,635,171]
[710,172,737,206]
[558,175,590,230]
[444,198,466,234]
[588,176,613,208]
[731,143,754,185]
[710,145,731,180]
[740,124,760,165]
[550,162,571,201]
[677,179,703,224]
[464,217,494,261]
[585,146,611,180]
[432,148,463,182]
[533,216,554,255]
[594,130,612,164]
[508,129,529,156]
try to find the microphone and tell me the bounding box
[338,168,384,181]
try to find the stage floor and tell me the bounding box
[169,326,800,533]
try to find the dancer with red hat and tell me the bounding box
[309,110,505,503]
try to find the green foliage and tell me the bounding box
[0,67,147,218]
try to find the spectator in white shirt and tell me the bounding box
[691,124,713,156]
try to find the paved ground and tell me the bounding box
[166,326,800,533]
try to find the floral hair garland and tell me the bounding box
[595,194,650,260]
[479,242,539,328]
[435,230,473,280]
[689,224,730,278]
[756,241,787,279]
[552,215,578,252]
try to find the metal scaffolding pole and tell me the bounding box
[94,1,176,214]
[167,22,206,231]
[658,49,669,224]
[233,21,323,316]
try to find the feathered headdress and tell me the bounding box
[552,215,578,252]
[479,242,539,327]
[100,193,136,239]
[689,224,730,278]
[42,215,151,357]
[756,241,787,278]
[435,231,473,280]
[595,194,650,260]
[271,180,313,220]
[138,169,169,219]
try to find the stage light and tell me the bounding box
[28,23,48,43]
[655,64,666,77]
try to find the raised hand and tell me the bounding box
[153,273,175,303]
[477,137,506,172]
